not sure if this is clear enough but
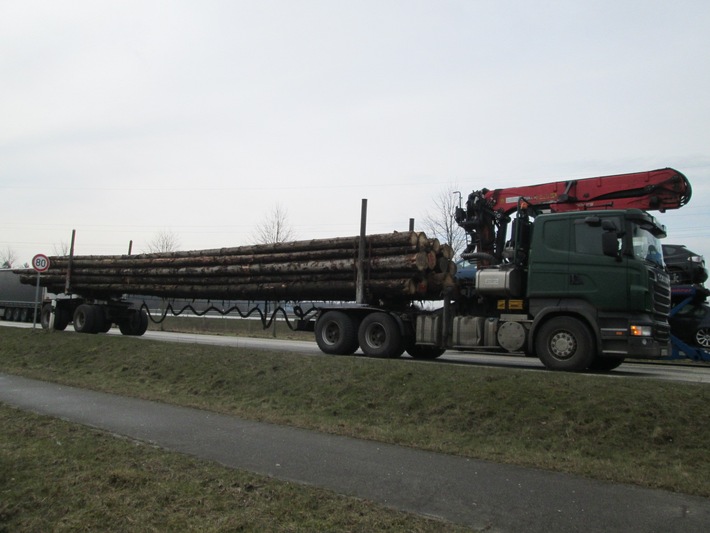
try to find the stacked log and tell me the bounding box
[19,232,457,302]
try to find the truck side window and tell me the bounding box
[542,219,567,251]
[574,216,622,255]
[574,224,603,255]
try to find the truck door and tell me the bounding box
[527,217,570,298]
[567,216,627,310]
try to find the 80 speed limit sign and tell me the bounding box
[32,254,50,273]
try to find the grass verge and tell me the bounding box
[0,405,470,532]
[1,328,709,498]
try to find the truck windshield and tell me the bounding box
[632,225,665,268]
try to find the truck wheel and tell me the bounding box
[358,312,404,359]
[73,304,99,334]
[535,316,595,371]
[406,345,446,359]
[315,311,360,355]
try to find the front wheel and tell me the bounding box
[535,316,595,371]
[358,312,404,359]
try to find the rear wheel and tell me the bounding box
[315,311,360,355]
[118,309,149,336]
[535,316,595,371]
[73,304,100,334]
[358,312,404,359]
[54,307,70,331]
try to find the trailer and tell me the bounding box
[0,269,43,322]
[19,167,692,372]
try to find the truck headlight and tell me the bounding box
[630,325,652,337]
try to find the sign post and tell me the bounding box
[31,254,50,329]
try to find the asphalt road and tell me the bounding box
[2,372,709,532]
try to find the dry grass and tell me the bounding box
[0,405,472,532]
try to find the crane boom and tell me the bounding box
[456,167,691,262]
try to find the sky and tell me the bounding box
[2,0,710,266]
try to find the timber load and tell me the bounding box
[18,232,457,302]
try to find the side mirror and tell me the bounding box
[602,231,621,260]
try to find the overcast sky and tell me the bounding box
[2,0,709,265]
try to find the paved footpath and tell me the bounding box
[1,373,709,532]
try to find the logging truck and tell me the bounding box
[19,168,691,372]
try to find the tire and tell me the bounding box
[315,311,360,355]
[73,304,99,334]
[535,316,595,371]
[358,312,404,359]
[406,345,446,360]
[40,304,52,330]
[91,305,110,333]
[695,328,710,349]
[119,309,149,336]
[588,356,625,372]
[54,307,70,331]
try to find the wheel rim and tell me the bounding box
[363,323,386,349]
[322,321,341,347]
[75,311,86,330]
[695,328,710,348]
[549,331,576,360]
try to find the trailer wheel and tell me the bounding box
[315,311,360,355]
[406,345,446,360]
[119,309,148,336]
[40,304,52,330]
[73,304,100,334]
[535,316,595,371]
[91,305,110,333]
[54,307,70,331]
[358,312,404,359]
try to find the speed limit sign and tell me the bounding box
[32,254,50,273]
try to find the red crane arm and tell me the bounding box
[455,167,691,263]
[483,167,691,216]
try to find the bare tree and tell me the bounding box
[254,204,295,244]
[421,183,467,259]
[144,229,181,253]
[53,241,69,256]
[1,247,18,268]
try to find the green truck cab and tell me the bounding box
[506,209,671,370]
